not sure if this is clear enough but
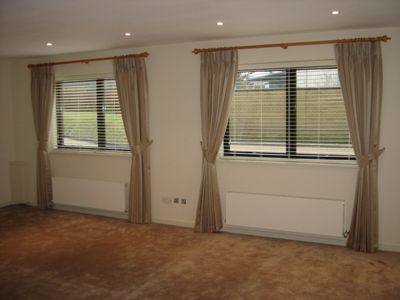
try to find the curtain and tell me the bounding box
[334,42,384,252]
[195,50,238,232]
[31,65,55,209]
[113,57,152,223]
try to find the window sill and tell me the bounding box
[50,148,132,158]
[217,155,358,168]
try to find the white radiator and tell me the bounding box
[226,192,345,237]
[52,177,128,213]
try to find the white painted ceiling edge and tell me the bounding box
[0,0,400,58]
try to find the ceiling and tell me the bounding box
[1,0,399,58]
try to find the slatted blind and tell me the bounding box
[55,79,129,151]
[224,67,354,160]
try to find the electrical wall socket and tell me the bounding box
[181,198,187,204]
[173,197,180,204]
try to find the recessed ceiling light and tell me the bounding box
[331,10,339,15]
[217,21,224,26]
[124,32,132,37]
[46,42,53,46]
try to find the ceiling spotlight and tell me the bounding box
[217,21,224,26]
[331,10,339,15]
[46,42,53,46]
[124,32,132,37]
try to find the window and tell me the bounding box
[55,79,129,151]
[223,67,354,160]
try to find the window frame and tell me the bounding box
[55,78,129,152]
[223,66,355,161]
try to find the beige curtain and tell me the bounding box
[113,57,152,223]
[31,65,55,209]
[334,42,384,252]
[195,50,238,232]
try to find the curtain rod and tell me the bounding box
[27,52,149,69]
[192,35,391,54]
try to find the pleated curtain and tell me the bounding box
[30,65,55,209]
[195,50,238,232]
[113,57,152,223]
[334,42,384,252]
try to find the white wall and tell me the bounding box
[10,59,37,205]
[0,60,15,205]
[8,27,400,250]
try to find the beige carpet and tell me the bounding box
[0,205,399,300]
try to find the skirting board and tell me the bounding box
[52,205,194,228]
[53,204,128,220]
[0,201,34,208]
[0,201,18,208]
[53,204,194,227]
[152,218,193,229]
[222,225,400,252]
[222,224,347,247]
[379,243,400,253]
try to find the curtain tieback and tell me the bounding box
[358,147,385,167]
[37,140,48,151]
[130,140,153,155]
[200,141,217,164]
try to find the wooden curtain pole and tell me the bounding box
[27,52,149,69]
[192,35,391,54]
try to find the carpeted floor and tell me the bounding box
[0,205,399,300]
